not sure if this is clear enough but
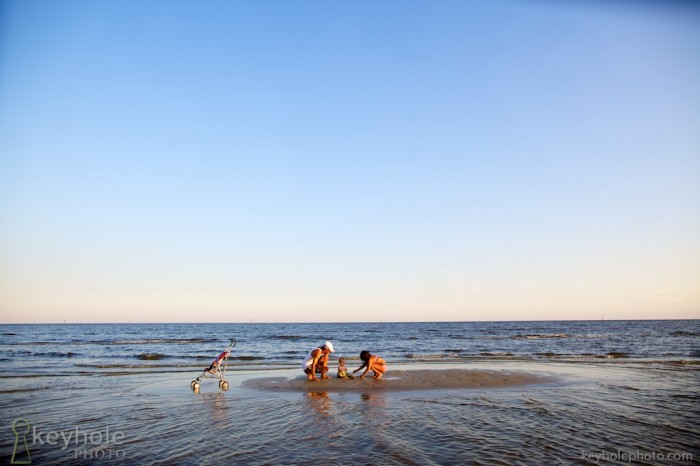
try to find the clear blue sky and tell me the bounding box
[1,0,698,323]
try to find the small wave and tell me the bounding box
[515,333,568,340]
[599,383,640,391]
[3,332,18,336]
[46,352,77,358]
[8,341,59,346]
[406,354,449,360]
[672,393,700,400]
[230,356,265,361]
[603,352,629,359]
[135,353,171,360]
[75,363,195,369]
[578,333,613,339]
[535,352,633,360]
[108,338,218,345]
[479,352,513,357]
[670,330,700,337]
[12,337,220,346]
[445,349,463,353]
[0,387,46,394]
[557,355,599,360]
[272,335,303,340]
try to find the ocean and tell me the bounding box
[1,320,698,464]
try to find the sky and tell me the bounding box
[1,0,699,323]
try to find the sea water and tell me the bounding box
[1,320,698,378]
[0,321,698,464]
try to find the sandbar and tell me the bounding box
[242,368,556,392]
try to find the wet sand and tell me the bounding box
[242,368,557,392]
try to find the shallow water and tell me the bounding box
[1,322,698,464]
[0,362,698,465]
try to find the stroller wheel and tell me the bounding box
[218,380,223,388]
[192,382,200,391]
[191,380,197,389]
[193,386,200,394]
[221,381,229,391]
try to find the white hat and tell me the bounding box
[324,341,335,353]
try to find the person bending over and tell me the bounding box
[302,341,335,381]
[353,350,387,379]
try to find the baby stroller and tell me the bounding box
[191,338,236,393]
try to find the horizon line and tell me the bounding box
[1,318,697,325]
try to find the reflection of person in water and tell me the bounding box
[302,341,335,381]
[306,391,331,415]
[353,350,387,379]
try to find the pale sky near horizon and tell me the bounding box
[1,0,699,324]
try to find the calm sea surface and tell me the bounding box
[1,320,698,465]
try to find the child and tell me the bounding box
[353,350,387,379]
[336,357,355,379]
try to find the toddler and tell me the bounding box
[336,357,355,379]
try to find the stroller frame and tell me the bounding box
[191,338,236,392]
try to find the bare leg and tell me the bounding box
[372,365,387,379]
